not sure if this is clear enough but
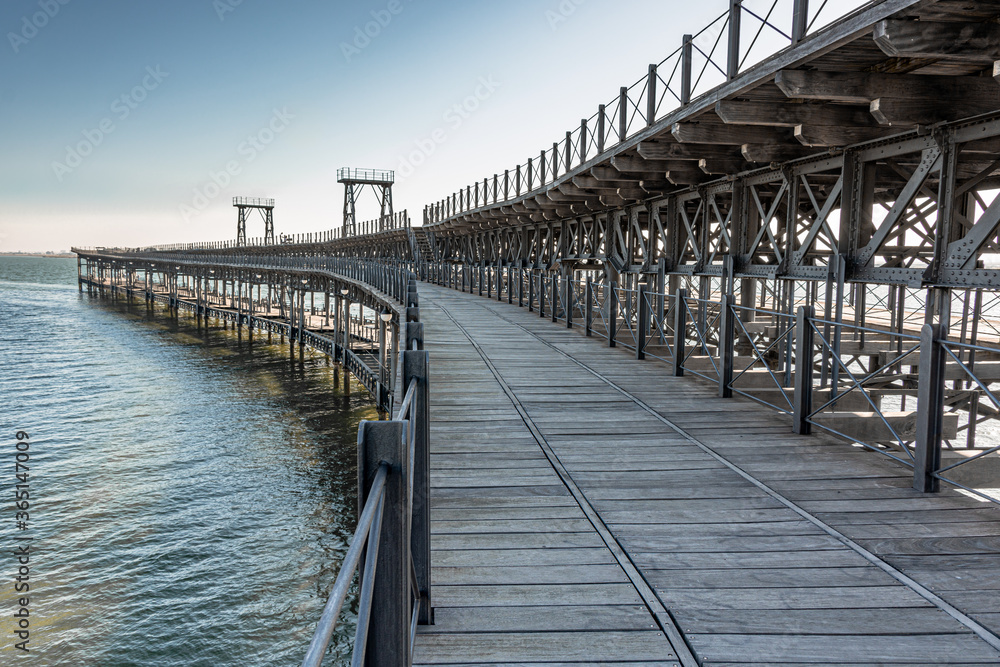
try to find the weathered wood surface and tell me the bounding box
[412,283,1000,665]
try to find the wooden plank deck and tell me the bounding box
[412,282,1000,666]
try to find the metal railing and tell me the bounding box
[423,0,871,226]
[76,210,411,254]
[425,260,999,505]
[301,278,431,666]
[233,196,274,207]
[338,167,395,184]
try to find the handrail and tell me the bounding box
[301,463,388,667]
[422,0,873,226]
[299,275,431,666]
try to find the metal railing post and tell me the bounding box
[538,273,546,318]
[637,283,649,360]
[566,277,574,328]
[914,323,945,493]
[609,281,618,348]
[718,293,735,398]
[792,0,808,43]
[585,278,593,336]
[681,34,693,105]
[793,306,815,435]
[403,349,433,624]
[357,419,409,667]
[673,288,687,376]
[528,270,535,312]
[727,0,741,79]
[551,275,558,323]
[405,322,424,351]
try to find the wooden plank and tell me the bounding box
[673,607,966,635]
[420,605,658,633]
[431,584,644,607]
[646,566,894,589]
[432,564,629,586]
[686,633,1000,663]
[413,631,675,663]
[431,548,616,568]
[656,585,930,610]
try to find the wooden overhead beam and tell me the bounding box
[741,143,815,163]
[637,141,742,161]
[610,155,675,173]
[600,194,627,208]
[572,176,627,192]
[794,124,898,147]
[672,122,796,145]
[588,166,630,182]
[715,100,878,128]
[874,19,1000,61]
[617,187,649,201]
[554,184,594,200]
[775,70,999,105]
[870,97,1000,127]
[639,180,673,193]
[699,157,750,175]
[666,169,711,186]
[531,194,561,210]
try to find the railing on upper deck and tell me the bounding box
[423,0,872,225]
[301,277,431,667]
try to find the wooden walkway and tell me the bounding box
[412,282,1000,666]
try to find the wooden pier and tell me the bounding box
[413,282,1000,665]
[69,0,1000,662]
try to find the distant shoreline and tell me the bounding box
[0,252,76,258]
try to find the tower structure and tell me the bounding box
[337,168,394,236]
[233,197,275,246]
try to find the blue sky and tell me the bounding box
[2,0,753,251]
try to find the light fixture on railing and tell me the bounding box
[341,288,349,296]
[379,310,392,323]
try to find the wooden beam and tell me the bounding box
[673,122,796,145]
[617,187,649,201]
[637,141,742,161]
[874,19,1000,61]
[715,100,878,128]
[572,176,627,192]
[547,188,588,203]
[794,124,898,147]
[588,166,630,182]
[775,70,999,105]
[741,143,815,163]
[699,157,750,175]
[870,97,1000,127]
[639,180,674,193]
[611,155,677,173]
[666,169,711,185]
